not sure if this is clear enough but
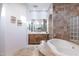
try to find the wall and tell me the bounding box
[48,14,53,39]
[0,4,6,55]
[53,3,79,41]
[30,11,48,20]
[1,3,28,55]
[53,4,70,40]
[48,4,53,39]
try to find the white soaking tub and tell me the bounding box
[47,39,79,56]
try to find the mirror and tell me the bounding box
[27,19,47,32]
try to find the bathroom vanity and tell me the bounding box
[28,33,49,44]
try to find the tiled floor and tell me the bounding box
[14,45,43,56]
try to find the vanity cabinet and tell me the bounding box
[28,34,49,44]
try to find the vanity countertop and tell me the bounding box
[29,32,49,34]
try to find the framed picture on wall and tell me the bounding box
[11,16,16,23]
[17,20,22,26]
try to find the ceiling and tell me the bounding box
[26,3,51,11]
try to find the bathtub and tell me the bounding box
[47,39,79,56]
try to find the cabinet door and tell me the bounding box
[29,34,49,44]
[29,34,37,44]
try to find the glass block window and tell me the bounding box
[69,16,79,40]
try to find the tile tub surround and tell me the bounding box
[53,3,79,40]
[53,4,69,40]
[53,12,70,40]
[53,3,79,16]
